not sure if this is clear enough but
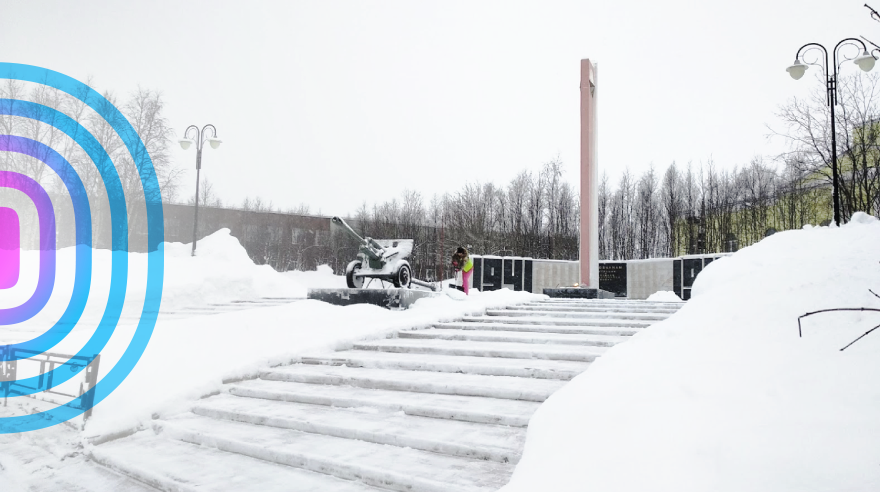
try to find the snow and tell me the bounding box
[1,228,305,324]
[645,290,683,302]
[1,229,543,440]
[5,214,880,491]
[284,264,347,289]
[502,213,880,492]
[160,228,307,305]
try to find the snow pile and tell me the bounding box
[159,228,306,307]
[503,213,880,492]
[0,228,307,320]
[645,290,682,302]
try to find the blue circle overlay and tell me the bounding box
[0,136,92,350]
[0,63,164,433]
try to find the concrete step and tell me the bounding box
[435,321,641,336]
[208,302,296,308]
[0,440,157,492]
[19,468,157,492]
[511,304,679,314]
[299,349,590,380]
[179,305,246,312]
[229,299,300,304]
[460,315,653,328]
[229,379,540,427]
[400,328,627,347]
[86,294,677,491]
[487,309,670,321]
[193,393,525,464]
[531,299,685,308]
[154,414,514,492]
[533,297,682,302]
[90,429,385,492]
[354,338,606,363]
[260,364,565,402]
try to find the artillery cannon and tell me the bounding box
[331,217,436,290]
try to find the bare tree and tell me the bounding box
[660,162,681,256]
[188,176,222,207]
[772,71,880,222]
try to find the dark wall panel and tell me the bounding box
[599,263,627,297]
[503,259,524,291]
[673,259,682,299]
[524,260,533,293]
[683,258,702,288]
[481,258,503,291]
[472,258,483,291]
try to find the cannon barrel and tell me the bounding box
[331,216,385,261]
[331,216,364,243]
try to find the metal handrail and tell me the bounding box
[1,347,101,422]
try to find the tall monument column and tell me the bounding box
[579,59,599,288]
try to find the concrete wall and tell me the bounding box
[531,259,580,294]
[626,258,674,300]
[469,254,731,299]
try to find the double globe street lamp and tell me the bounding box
[179,124,222,256]
[786,39,876,226]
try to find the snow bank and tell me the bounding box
[0,228,307,320]
[159,228,306,307]
[503,213,880,492]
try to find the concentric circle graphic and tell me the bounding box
[0,63,164,433]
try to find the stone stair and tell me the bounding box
[88,298,682,492]
[131,297,302,323]
[0,299,303,346]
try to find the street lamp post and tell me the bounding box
[179,124,222,256]
[786,39,876,226]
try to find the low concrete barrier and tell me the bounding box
[307,288,439,310]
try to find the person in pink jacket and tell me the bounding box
[451,247,474,295]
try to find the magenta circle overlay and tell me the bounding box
[0,207,20,289]
[0,171,56,323]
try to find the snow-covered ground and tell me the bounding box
[502,213,880,492]
[1,229,539,435]
[0,229,541,489]
[3,214,879,491]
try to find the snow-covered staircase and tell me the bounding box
[89,298,683,492]
[125,297,303,323]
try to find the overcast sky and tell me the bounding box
[3,0,878,216]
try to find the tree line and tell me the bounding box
[340,72,880,277]
[600,72,880,260]
[5,70,878,274]
[336,158,580,280]
[0,77,177,250]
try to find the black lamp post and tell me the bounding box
[786,39,876,226]
[179,124,222,256]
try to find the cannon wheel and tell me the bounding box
[393,264,412,288]
[346,260,364,288]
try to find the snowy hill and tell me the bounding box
[502,213,880,492]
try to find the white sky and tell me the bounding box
[3,0,878,216]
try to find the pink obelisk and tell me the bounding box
[579,59,599,287]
